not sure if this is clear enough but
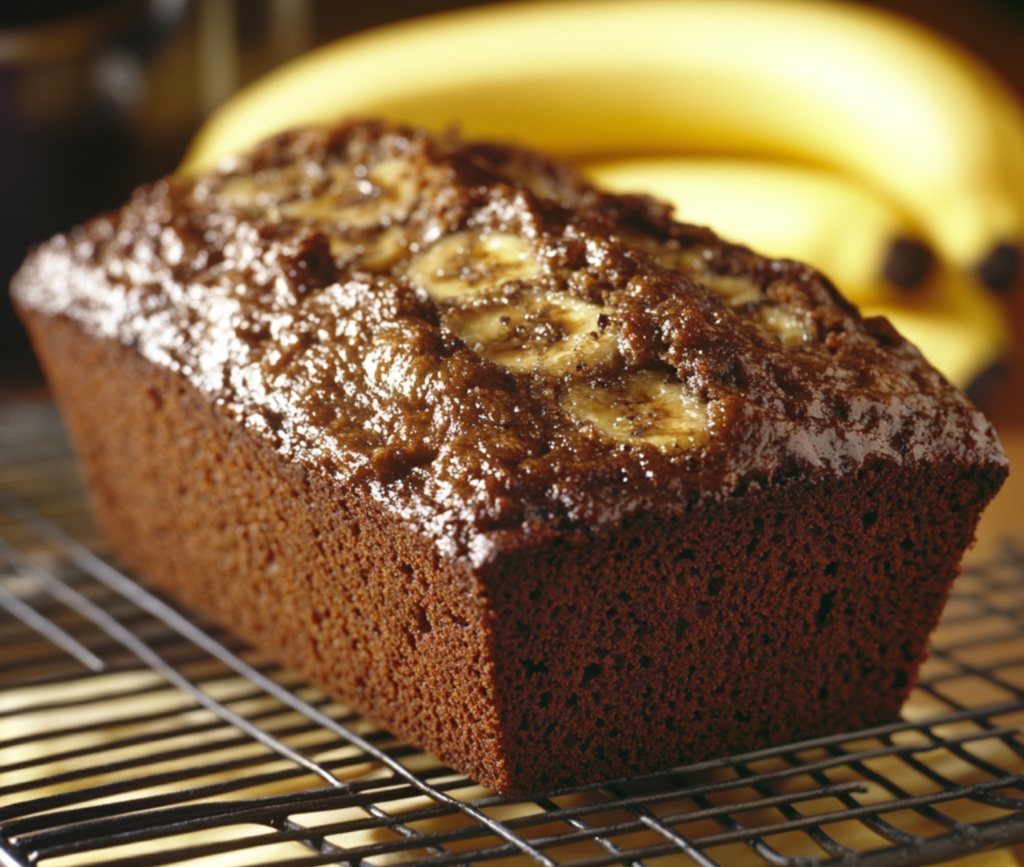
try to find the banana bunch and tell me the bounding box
[182,0,1023,390]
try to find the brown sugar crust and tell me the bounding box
[12,120,1003,561]
[12,120,1008,793]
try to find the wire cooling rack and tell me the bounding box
[3,403,1024,867]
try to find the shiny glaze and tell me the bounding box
[13,121,1005,564]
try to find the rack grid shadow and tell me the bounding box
[2,402,1024,867]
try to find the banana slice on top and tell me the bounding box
[411,231,542,301]
[413,230,615,374]
[209,157,420,232]
[445,287,616,373]
[758,304,813,347]
[621,233,766,308]
[564,371,709,452]
[283,157,420,229]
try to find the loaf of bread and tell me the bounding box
[12,120,1007,794]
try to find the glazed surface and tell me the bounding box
[12,121,1003,563]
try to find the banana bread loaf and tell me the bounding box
[12,120,1007,794]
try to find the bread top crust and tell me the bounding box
[13,120,1005,564]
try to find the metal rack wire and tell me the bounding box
[3,402,1024,867]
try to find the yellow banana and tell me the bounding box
[583,156,918,307]
[182,0,1023,278]
[563,372,709,452]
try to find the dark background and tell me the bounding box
[2,0,1023,426]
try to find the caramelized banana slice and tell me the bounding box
[211,158,420,231]
[564,371,709,451]
[624,234,814,348]
[661,252,763,307]
[358,225,409,271]
[699,273,763,307]
[758,305,812,347]
[622,234,764,308]
[283,158,419,228]
[446,287,616,373]
[411,231,542,301]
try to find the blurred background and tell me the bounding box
[1,0,1023,424]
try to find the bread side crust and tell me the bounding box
[21,308,513,787]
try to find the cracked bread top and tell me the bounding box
[12,120,1005,564]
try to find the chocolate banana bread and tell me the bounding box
[12,120,1007,794]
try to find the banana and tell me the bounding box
[182,0,1018,391]
[563,372,709,452]
[444,287,616,374]
[181,0,1024,277]
[757,304,814,349]
[584,156,918,307]
[407,230,616,373]
[209,156,420,230]
[286,158,420,230]
[409,231,542,302]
